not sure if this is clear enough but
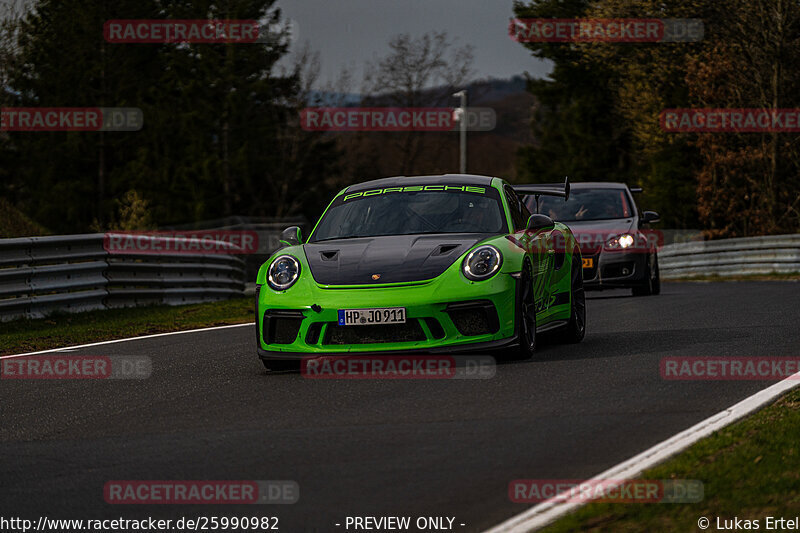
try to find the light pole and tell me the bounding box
[453,90,467,174]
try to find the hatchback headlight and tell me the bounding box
[605,233,636,250]
[268,255,300,290]
[462,245,502,281]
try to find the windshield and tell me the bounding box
[310,186,507,241]
[531,188,633,222]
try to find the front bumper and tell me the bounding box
[256,273,519,357]
[257,337,520,360]
[582,249,650,290]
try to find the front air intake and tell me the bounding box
[262,309,305,344]
[446,300,500,337]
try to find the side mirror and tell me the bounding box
[527,214,555,231]
[641,211,661,224]
[279,226,303,246]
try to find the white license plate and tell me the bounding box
[337,307,406,326]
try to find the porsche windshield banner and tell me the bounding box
[341,185,487,203]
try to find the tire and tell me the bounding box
[558,253,586,343]
[632,256,655,296]
[509,261,537,360]
[651,254,661,295]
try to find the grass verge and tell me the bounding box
[541,387,800,532]
[0,297,252,356]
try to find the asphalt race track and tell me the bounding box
[2,281,799,532]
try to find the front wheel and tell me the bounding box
[651,254,661,295]
[557,253,586,343]
[632,253,659,296]
[509,262,536,360]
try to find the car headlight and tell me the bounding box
[267,255,300,290]
[462,245,502,281]
[605,233,636,250]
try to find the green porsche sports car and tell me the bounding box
[255,174,585,371]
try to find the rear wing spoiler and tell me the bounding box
[513,176,570,213]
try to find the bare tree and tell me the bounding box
[0,0,28,106]
[258,41,345,218]
[359,32,475,175]
[362,32,474,105]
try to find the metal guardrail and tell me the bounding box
[659,234,800,279]
[0,234,246,321]
[163,216,309,279]
[4,231,794,320]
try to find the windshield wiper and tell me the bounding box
[311,231,496,243]
[310,235,370,242]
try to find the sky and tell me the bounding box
[2,0,553,90]
[277,0,552,90]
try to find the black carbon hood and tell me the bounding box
[303,233,489,285]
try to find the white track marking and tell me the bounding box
[0,323,253,360]
[484,372,800,532]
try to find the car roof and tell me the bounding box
[345,174,496,192]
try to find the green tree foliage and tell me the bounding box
[0,0,339,232]
[513,0,800,235]
[580,0,712,229]
[688,0,800,237]
[4,0,164,230]
[101,189,156,231]
[512,0,633,188]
